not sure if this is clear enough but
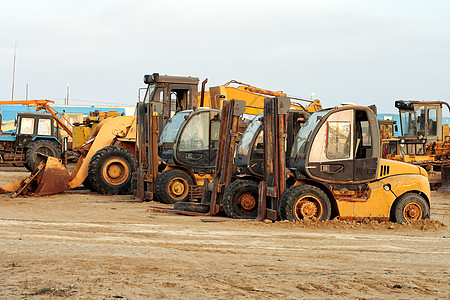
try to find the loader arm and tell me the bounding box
[68,116,136,189]
[34,103,73,137]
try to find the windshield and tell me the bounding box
[291,110,327,161]
[159,111,190,143]
[237,113,263,157]
[144,83,156,103]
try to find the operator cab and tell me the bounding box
[235,109,310,177]
[290,106,380,183]
[159,109,221,173]
[143,73,200,129]
[395,100,449,156]
[15,113,56,146]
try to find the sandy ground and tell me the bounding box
[0,167,449,299]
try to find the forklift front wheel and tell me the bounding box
[155,169,194,204]
[222,180,259,219]
[280,185,331,222]
[391,192,430,224]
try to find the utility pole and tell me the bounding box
[11,41,17,101]
[26,84,29,100]
[66,83,70,105]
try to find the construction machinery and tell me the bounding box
[154,108,221,203]
[223,98,431,224]
[0,74,201,197]
[170,99,246,215]
[220,109,310,219]
[136,75,322,204]
[0,73,322,198]
[153,101,315,205]
[201,80,322,115]
[383,100,450,190]
[0,100,68,170]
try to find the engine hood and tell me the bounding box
[378,159,428,179]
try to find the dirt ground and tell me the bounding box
[0,167,449,299]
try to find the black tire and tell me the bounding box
[391,192,430,224]
[25,139,61,171]
[88,146,135,195]
[279,185,331,222]
[154,169,194,204]
[83,177,97,192]
[221,180,259,219]
[174,202,210,214]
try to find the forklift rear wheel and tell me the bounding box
[174,202,210,213]
[88,146,135,195]
[155,169,194,204]
[222,180,259,219]
[26,140,61,171]
[391,192,430,224]
[280,185,331,222]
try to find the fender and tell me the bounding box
[31,136,61,144]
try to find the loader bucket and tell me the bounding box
[34,156,70,195]
[0,156,70,197]
[438,165,450,194]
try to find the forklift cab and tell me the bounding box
[235,109,310,177]
[290,106,380,183]
[143,73,199,129]
[235,113,264,176]
[159,109,221,173]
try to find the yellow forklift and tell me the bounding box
[255,98,431,223]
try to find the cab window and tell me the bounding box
[37,119,51,136]
[326,121,351,159]
[20,118,35,135]
[210,113,220,149]
[427,108,437,137]
[178,112,209,151]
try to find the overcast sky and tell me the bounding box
[0,0,449,114]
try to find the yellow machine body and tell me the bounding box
[202,83,322,115]
[295,159,430,221]
[69,116,136,189]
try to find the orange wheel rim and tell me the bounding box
[168,177,189,200]
[237,192,257,213]
[403,202,423,221]
[102,158,129,185]
[294,195,323,220]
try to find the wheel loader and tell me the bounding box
[251,98,431,223]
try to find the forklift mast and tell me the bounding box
[134,101,163,201]
[256,97,291,221]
